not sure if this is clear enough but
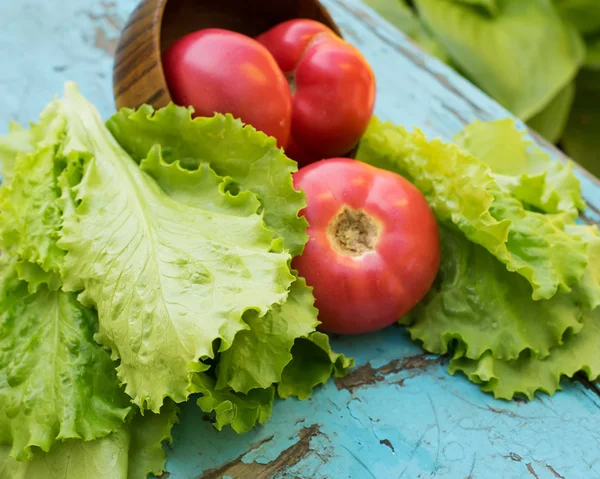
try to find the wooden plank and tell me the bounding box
[0,0,599,478]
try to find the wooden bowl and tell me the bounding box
[113,0,343,110]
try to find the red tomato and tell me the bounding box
[293,158,440,335]
[162,29,293,148]
[257,20,376,165]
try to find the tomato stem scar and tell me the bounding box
[327,207,378,256]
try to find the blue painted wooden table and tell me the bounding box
[2,0,600,478]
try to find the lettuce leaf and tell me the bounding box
[0,259,130,461]
[193,329,353,433]
[125,108,353,400]
[526,82,575,144]
[193,373,275,434]
[278,332,354,400]
[0,106,67,276]
[414,0,585,119]
[408,223,600,360]
[449,308,600,400]
[454,0,498,14]
[107,104,308,257]
[363,0,452,63]
[0,122,34,186]
[406,225,587,361]
[585,34,600,70]
[454,118,585,215]
[563,70,600,178]
[13,259,61,293]
[128,401,179,479]
[215,276,319,394]
[0,402,178,479]
[54,83,294,413]
[555,0,600,35]
[0,146,65,274]
[356,118,589,300]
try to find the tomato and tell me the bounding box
[257,20,376,166]
[293,158,440,335]
[162,29,293,148]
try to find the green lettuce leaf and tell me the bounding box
[0,402,178,479]
[449,308,600,400]
[106,104,308,256]
[414,0,585,119]
[454,118,585,215]
[0,147,64,274]
[139,144,261,218]
[278,332,354,400]
[356,118,589,300]
[55,83,294,412]
[563,224,600,311]
[193,332,352,432]
[0,259,130,461]
[363,0,452,63]
[527,82,575,144]
[13,259,61,293]
[139,141,350,397]
[0,122,34,186]
[193,373,275,434]
[584,34,600,69]
[363,0,420,33]
[216,276,319,394]
[406,225,592,361]
[0,106,67,275]
[555,0,600,35]
[563,70,600,178]
[453,0,498,15]
[128,401,179,479]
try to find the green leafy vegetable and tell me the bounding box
[454,118,585,215]
[279,332,354,400]
[454,0,499,15]
[406,225,585,361]
[13,259,61,293]
[0,402,178,479]
[555,0,600,35]
[414,0,585,120]
[193,373,275,434]
[107,104,308,256]
[363,0,419,33]
[128,401,179,479]
[526,82,575,144]
[0,81,353,473]
[357,115,600,400]
[55,84,294,413]
[449,308,600,400]
[216,276,319,394]
[563,70,600,178]
[364,0,452,63]
[356,118,589,300]
[0,259,130,461]
[584,34,600,69]
[0,122,34,186]
[364,0,600,168]
[0,112,66,275]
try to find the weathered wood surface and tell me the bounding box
[1,0,600,478]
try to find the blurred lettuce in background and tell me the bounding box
[364,0,600,178]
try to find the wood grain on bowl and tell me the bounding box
[113,0,342,111]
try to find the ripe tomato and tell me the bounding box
[293,158,440,335]
[162,29,293,148]
[257,20,376,166]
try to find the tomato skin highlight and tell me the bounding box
[162,29,293,148]
[257,20,376,165]
[293,158,441,335]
